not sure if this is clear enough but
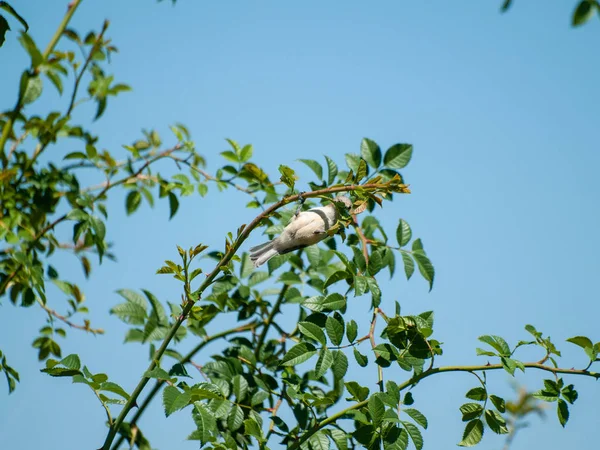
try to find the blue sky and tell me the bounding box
[1,1,599,449]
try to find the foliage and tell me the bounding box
[1,2,599,450]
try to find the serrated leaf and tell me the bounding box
[403,408,428,429]
[485,409,508,434]
[478,335,510,357]
[458,419,484,447]
[345,381,369,401]
[163,385,181,417]
[232,374,248,402]
[331,350,348,379]
[192,402,216,445]
[460,403,483,421]
[310,431,330,450]
[354,348,368,367]
[369,395,385,427]
[412,251,434,291]
[490,395,506,412]
[299,322,327,345]
[402,421,423,450]
[303,293,346,312]
[465,387,487,401]
[227,404,244,431]
[557,399,569,426]
[400,251,414,280]
[384,143,413,169]
[299,159,323,180]
[315,347,334,378]
[326,314,344,346]
[346,320,358,343]
[396,219,412,247]
[566,336,597,360]
[281,343,317,366]
[325,155,338,185]
[361,138,382,168]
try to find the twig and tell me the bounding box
[101,181,407,450]
[288,361,600,450]
[110,320,258,450]
[37,298,104,334]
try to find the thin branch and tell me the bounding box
[37,298,104,334]
[0,145,181,296]
[101,181,408,450]
[254,283,291,358]
[289,361,600,450]
[110,320,258,450]
[353,215,370,265]
[0,0,83,158]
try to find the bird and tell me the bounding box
[249,195,353,268]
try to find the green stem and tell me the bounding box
[289,361,600,450]
[110,321,258,450]
[101,182,397,450]
[0,0,83,157]
[254,282,291,358]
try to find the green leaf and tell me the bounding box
[557,399,569,426]
[490,395,506,413]
[143,367,171,381]
[0,15,8,48]
[89,216,106,241]
[412,251,434,291]
[561,384,578,404]
[310,431,330,450]
[0,2,28,32]
[572,0,595,27]
[346,320,358,343]
[361,138,382,168]
[281,343,317,366]
[331,350,348,379]
[220,150,239,163]
[402,421,423,450]
[303,293,346,312]
[232,374,248,402]
[240,144,253,162]
[59,354,81,370]
[345,381,369,401]
[126,191,142,215]
[465,387,487,401]
[315,347,334,378]
[567,336,597,360]
[404,408,428,429]
[478,335,510,357]
[19,32,42,67]
[192,402,216,445]
[354,275,368,297]
[384,144,413,169]
[21,73,42,105]
[168,192,179,219]
[278,164,296,190]
[485,409,508,434]
[501,357,524,376]
[299,321,327,345]
[460,403,483,422]
[325,155,338,185]
[227,405,244,431]
[326,313,345,346]
[369,394,385,427]
[299,159,323,180]
[330,429,349,450]
[458,419,484,447]
[400,251,415,280]
[355,158,368,182]
[163,385,181,417]
[354,348,368,367]
[396,219,412,247]
[251,390,269,406]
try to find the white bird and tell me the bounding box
[250,195,353,268]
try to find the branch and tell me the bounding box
[37,298,104,334]
[101,181,407,450]
[0,0,83,157]
[0,145,180,296]
[289,361,600,450]
[110,320,258,450]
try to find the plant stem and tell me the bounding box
[254,283,290,358]
[101,182,401,450]
[0,0,83,157]
[110,321,258,450]
[289,361,600,450]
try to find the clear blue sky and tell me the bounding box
[1,1,599,449]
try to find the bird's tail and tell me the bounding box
[249,240,279,268]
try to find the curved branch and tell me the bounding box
[37,298,104,334]
[110,320,258,450]
[289,361,600,450]
[101,181,408,450]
